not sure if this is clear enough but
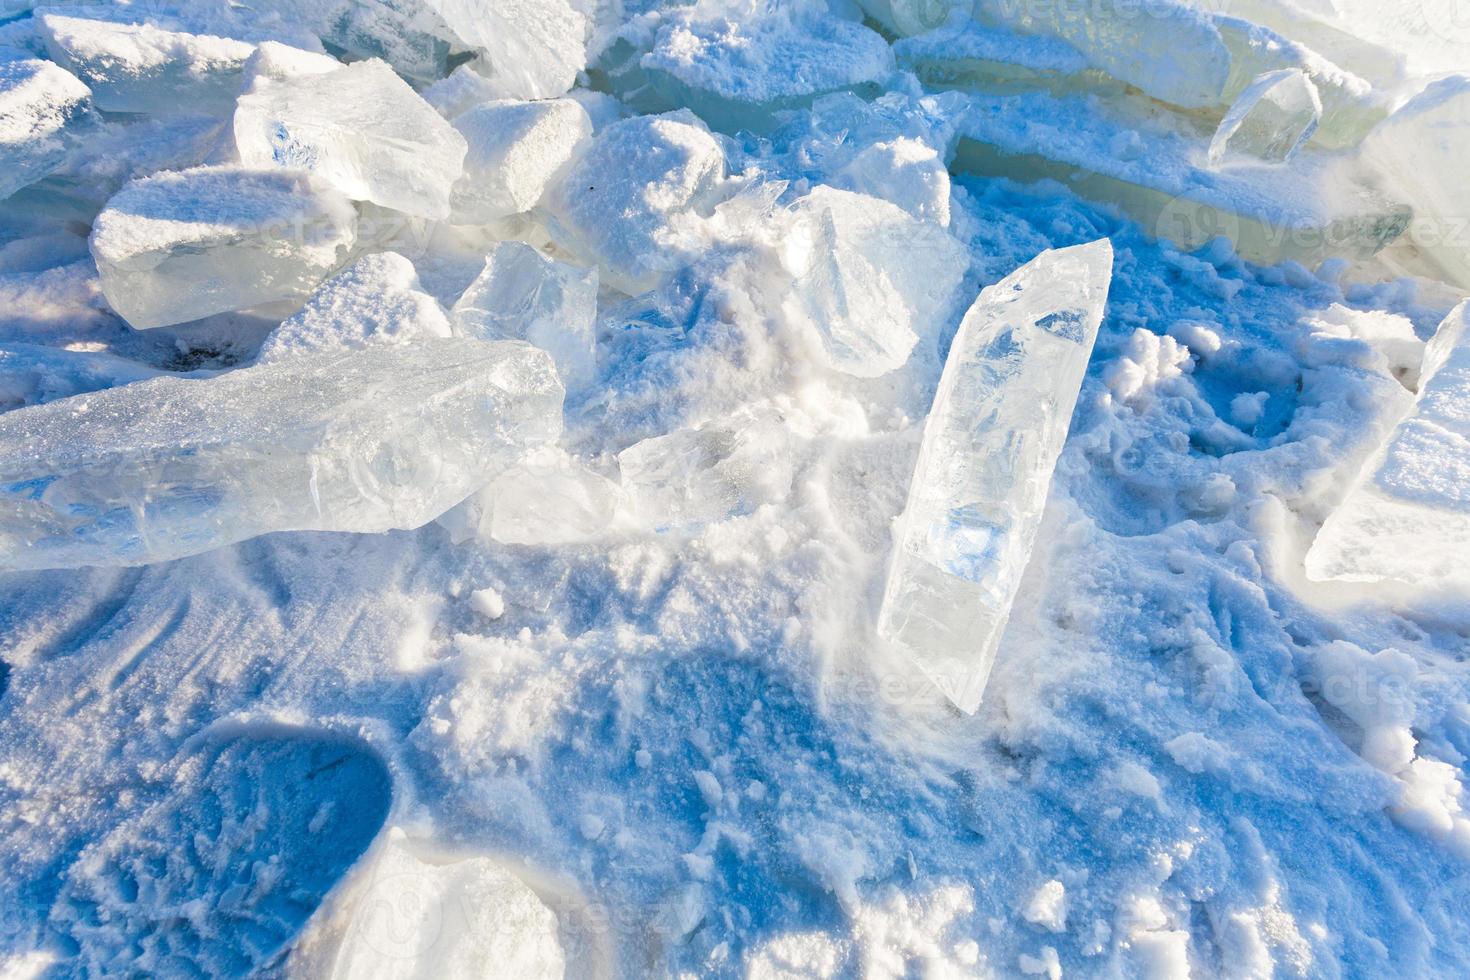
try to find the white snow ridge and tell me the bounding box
[0,0,1469,978]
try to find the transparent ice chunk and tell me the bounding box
[440,447,623,546]
[451,98,592,224]
[543,111,725,294]
[1208,68,1321,165]
[452,241,598,390]
[234,59,468,219]
[877,240,1114,713]
[780,186,968,377]
[258,251,451,363]
[1307,301,1470,590]
[37,13,256,117]
[421,0,587,100]
[89,166,358,330]
[0,337,563,570]
[0,57,94,202]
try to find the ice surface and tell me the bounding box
[0,57,94,202]
[640,7,893,133]
[234,59,468,219]
[1306,301,1470,589]
[451,98,592,223]
[0,337,563,570]
[37,13,256,117]
[421,0,587,100]
[452,241,598,390]
[442,447,623,545]
[1209,69,1322,165]
[258,251,451,363]
[89,166,358,330]
[780,186,968,377]
[544,111,725,294]
[877,240,1114,713]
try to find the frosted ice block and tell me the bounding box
[0,338,563,570]
[877,240,1114,713]
[0,57,94,202]
[1306,302,1470,590]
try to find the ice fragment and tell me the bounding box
[0,57,94,202]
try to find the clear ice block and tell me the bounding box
[1306,301,1470,590]
[234,58,468,219]
[0,57,94,202]
[1208,68,1321,165]
[258,251,451,363]
[89,166,359,330]
[877,240,1114,713]
[452,241,598,390]
[451,98,592,223]
[37,13,256,117]
[0,337,563,570]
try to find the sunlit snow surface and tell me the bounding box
[0,0,1469,977]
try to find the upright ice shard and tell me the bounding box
[1306,302,1470,590]
[877,240,1114,713]
[1208,69,1321,165]
[89,166,358,330]
[0,338,563,570]
[0,57,95,202]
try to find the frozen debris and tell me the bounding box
[234,59,468,219]
[544,111,725,294]
[954,91,1408,268]
[258,252,451,363]
[318,830,566,979]
[1360,75,1470,289]
[781,186,968,377]
[452,241,598,390]
[89,166,358,330]
[422,0,587,100]
[1209,69,1321,165]
[451,98,592,223]
[640,7,893,133]
[1306,302,1470,590]
[442,448,624,545]
[0,57,94,202]
[878,240,1114,714]
[37,13,256,117]
[0,337,563,570]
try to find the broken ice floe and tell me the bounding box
[0,338,563,570]
[0,56,94,202]
[1307,301,1470,590]
[89,166,358,330]
[878,240,1114,713]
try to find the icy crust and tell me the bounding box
[877,240,1114,713]
[953,92,1409,266]
[36,13,256,116]
[89,166,358,330]
[0,56,93,201]
[233,58,468,219]
[1307,302,1470,589]
[0,338,563,570]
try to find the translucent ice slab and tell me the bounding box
[877,240,1114,713]
[421,0,587,100]
[0,337,563,570]
[89,166,358,330]
[1208,69,1321,165]
[451,98,591,223]
[1307,302,1470,590]
[0,57,94,202]
[452,241,598,390]
[234,59,468,219]
[37,13,256,116]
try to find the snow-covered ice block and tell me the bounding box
[640,7,893,133]
[781,186,968,377]
[90,166,358,330]
[0,57,94,202]
[37,13,256,117]
[234,59,468,219]
[1360,75,1470,289]
[258,251,450,363]
[878,240,1114,713]
[451,98,591,223]
[544,111,725,294]
[1209,69,1321,165]
[452,241,598,390]
[1307,302,1470,590]
[421,0,587,100]
[239,39,342,89]
[0,337,563,570]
